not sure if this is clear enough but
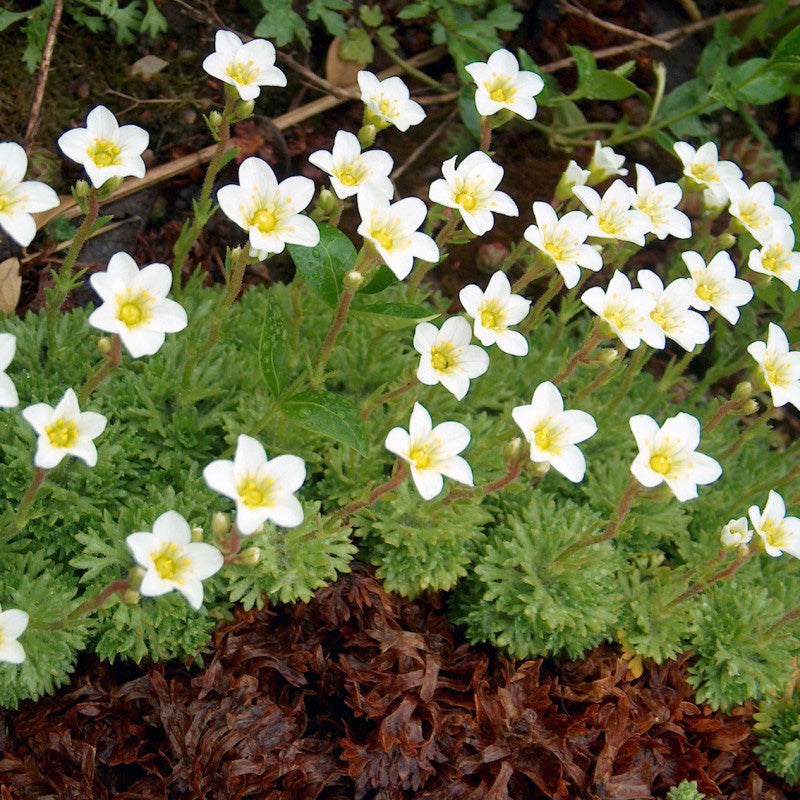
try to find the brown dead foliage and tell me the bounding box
[0,564,794,799]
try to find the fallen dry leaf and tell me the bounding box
[325,37,363,88]
[0,257,21,313]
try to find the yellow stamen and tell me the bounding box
[45,418,78,448]
[88,139,121,168]
[253,208,277,234]
[649,453,671,475]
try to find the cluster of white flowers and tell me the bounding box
[721,491,800,561]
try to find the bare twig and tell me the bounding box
[559,0,669,49]
[23,0,64,150]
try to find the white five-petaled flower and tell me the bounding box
[357,186,438,279]
[126,511,224,610]
[748,491,800,559]
[587,141,628,183]
[637,269,709,352]
[673,141,742,206]
[203,434,306,535]
[57,105,149,189]
[385,402,472,500]
[748,227,800,291]
[217,157,319,259]
[414,316,489,400]
[0,333,18,408]
[0,142,59,247]
[357,71,425,132]
[22,388,107,469]
[308,130,393,200]
[581,270,661,350]
[88,252,188,358]
[720,517,753,551]
[629,412,721,501]
[0,604,28,665]
[428,151,518,236]
[465,48,544,120]
[747,322,800,410]
[511,381,597,482]
[632,164,691,240]
[682,250,753,325]
[523,201,602,289]
[459,271,530,355]
[202,30,286,101]
[572,180,651,246]
[725,179,793,246]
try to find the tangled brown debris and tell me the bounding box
[0,564,793,799]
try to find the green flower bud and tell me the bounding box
[503,437,524,463]
[357,123,378,149]
[128,566,146,586]
[740,399,759,416]
[234,99,255,119]
[317,188,338,214]
[97,336,113,355]
[597,347,619,366]
[343,270,364,290]
[122,588,141,605]
[211,512,230,536]
[240,546,261,566]
[732,381,753,402]
[191,525,204,543]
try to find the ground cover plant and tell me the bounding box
[1,0,800,796]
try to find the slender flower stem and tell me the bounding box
[435,215,461,250]
[438,459,525,507]
[46,188,100,356]
[552,321,605,384]
[332,461,409,522]
[667,550,751,609]
[1,468,48,540]
[511,254,550,293]
[501,239,532,274]
[406,217,460,297]
[79,334,122,405]
[67,579,130,623]
[222,526,242,564]
[721,405,776,459]
[312,288,355,386]
[361,377,420,421]
[766,605,800,638]
[479,116,493,153]
[521,273,564,332]
[609,345,646,409]
[573,348,628,406]
[559,478,642,559]
[171,91,237,295]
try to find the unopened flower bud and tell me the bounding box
[191,525,204,542]
[240,546,261,566]
[97,336,113,355]
[234,99,255,119]
[122,588,141,605]
[717,233,737,250]
[597,347,619,366]
[732,381,752,402]
[358,123,377,149]
[128,566,146,586]
[207,110,223,134]
[476,241,510,271]
[317,188,338,214]
[211,512,230,536]
[529,460,551,478]
[344,270,364,290]
[98,176,123,195]
[503,437,524,463]
[740,399,759,416]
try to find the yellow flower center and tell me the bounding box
[238,477,275,509]
[487,78,516,104]
[0,196,6,212]
[455,190,476,211]
[480,301,504,332]
[152,543,188,581]
[762,520,786,549]
[89,139,121,168]
[372,228,394,250]
[115,290,152,328]
[408,444,432,469]
[45,418,78,448]
[695,283,714,303]
[334,162,364,187]
[650,308,666,328]
[226,60,257,86]
[430,342,455,372]
[376,96,396,118]
[691,163,717,184]
[534,427,551,451]
[252,208,277,234]
[761,252,779,275]
[649,453,671,475]
[544,239,566,262]
[605,306,629,331]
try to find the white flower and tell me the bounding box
[0,333,18,408]
[682,250,753,324]
[88,252,187,358]
[572,180,651,245]
[523,201,602,289]
[554,159,590,202]
[217,157,319,258]
[126,511,224,610]
[202,30,286,101]
[629,412,722,501]
[308,130,393,200]
[748,227,800,291]
[0,604,28,665]
[632,164,691,240]
[203,434,306,535]
[465,48,544,120]
[385,402,472,500]
[587,141,628,182]
[748,491,800,559]
[356,186,438,280]
[57,105,149,188]
[459,271,530,355]
[414,316,489,400]
[357,71,425,132]
[511,381,597,482]
[720,517,753,551]
[747,322,800,409]
[637,270,709,352]
[22,388,107,469]
[581,270,661,350]
[428,151,518,236]
[672,141,742,206]
[726,179,793,245]
[0,142,59,246]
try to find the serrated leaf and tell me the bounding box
[287,223,357,306]
[0,8,32,34]
[281,390,367,454]
[359,4,383,26]
[770,22,800,67]
[258,289,288,398]
[339,26,374,64]
[351,301,439,330]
